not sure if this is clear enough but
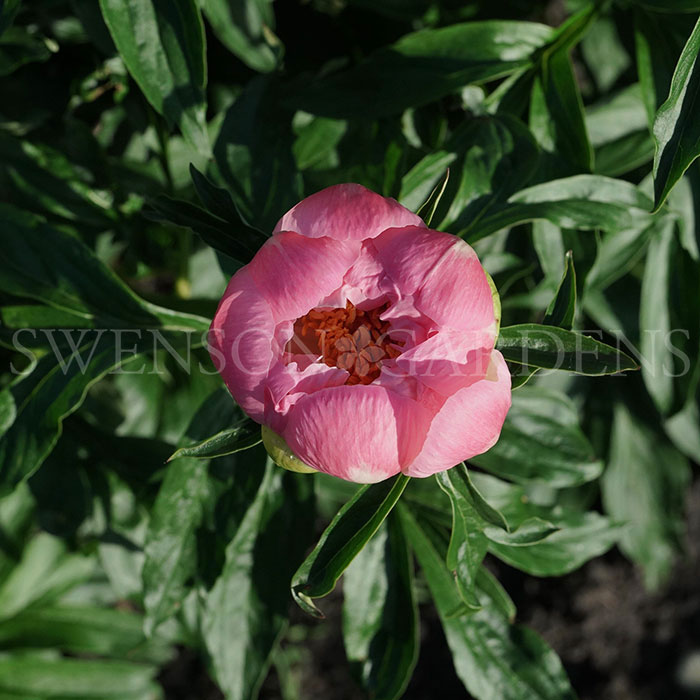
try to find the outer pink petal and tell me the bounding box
[248,231,360,321]
[403,351,512,478]
[374,227,495,333]
[273,184,425,241]
[282,385,431,483]
[209,268,276,422]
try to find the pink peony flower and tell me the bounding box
[209,184,511,483]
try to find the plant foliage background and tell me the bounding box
[1,0,700,698]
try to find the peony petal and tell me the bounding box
[396,327,495,395]
[317,241,392,309]
[403,351,512,478]
[263,360,347,432]
[374,226,495,332]
[282,385,431,483]
[209,268,277,422]
[247,231,360,322]
[273,183,425,241]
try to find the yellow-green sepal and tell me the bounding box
[485,269,501,337]
[262,425,317,474]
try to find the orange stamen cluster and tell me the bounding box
[288,300,402,385]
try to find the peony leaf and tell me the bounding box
[497,323,638,375]
[470,387,604,488]
[289,21,554,119]
[342,514,419,700]
[98,0,210,154]
[291,473,409,618]
[399,505,577,700]
[652,16,700,210]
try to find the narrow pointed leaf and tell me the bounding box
[544,251,576,329]
[342,514,419,700]
[496,323,638,374]
[399,506,576,700]
[291,474,409,618]
[653,17,700,210]
[99,0,210,154]
[202,462,315,700]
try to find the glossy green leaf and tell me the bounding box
[0,533,94,621]
[0,334,167,489]
[442,464,509,530]
[586,84,654,177]
[342,514,418,700]
[489,510,618,577]
[496,323,638,375]
[214,76,301,233]
[202,462,315,700]
[581,16,631,94]
[0,656,158,698]
[471,387,603,487]
[0,205,208,331]
[143,388,239,634]
[470,175,653,241]
[543,250,576,329]
[484,518,559,547]
[436,469,490,610]
[0,606,172,664]
[144,194,257,265]
[292,113,347,171]
[640,216,676,413]
[584,223,653,292]
[652,16,700,209]
[401,114,539,235]
[530,49,592,173]
[99,0,209,154]
[168,420,261,461]
[416,168,449,227]
[200,0,280,73]
[459,473,617,576]
[400,506,576,700]
[290,21,554,119]
[291,474,409,618]
[602,402,690,588]
[0,134,116,227]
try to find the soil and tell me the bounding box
[161,481,700,700]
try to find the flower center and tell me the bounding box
[287,301,402,385]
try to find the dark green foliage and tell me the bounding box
[0,1,699,699]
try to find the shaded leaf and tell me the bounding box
[342,514,418,700]
[602,402,690,587]
[143,388,239,634]
[543,250,576,329]
[202,462,315,700]
[652,16,700,209]
[200,0,280,73]
[0,204,208,331]
[470,387,603,487]
[470,175,653,241]
[0,606,172,664]
[99,0,209,153]
[214,76,301,233]
[400,506,576,700]
[291,474,409,618]
[290,21,554,119]
[0,656,158,698]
